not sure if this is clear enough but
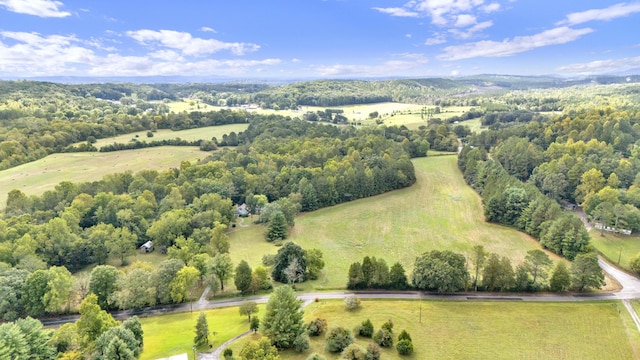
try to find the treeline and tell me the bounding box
[458,147,590,259]
[469,107,640,233]
[347,249,604,293]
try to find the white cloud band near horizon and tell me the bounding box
[557,56,640,74]
[438,26,594,61]
[126,29,259,56]
[0,0,70,18]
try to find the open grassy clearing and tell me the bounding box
[590,230,640,272]
[166,99,215,113]
[0,146,206,208]
[140,304,265,360]
[229,156,556,290]
[230,299,640,360]
[84,123,249,148]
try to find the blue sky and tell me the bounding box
[0,0,639,78]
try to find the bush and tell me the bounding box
[262,254,276,266]
[373,328,393,348]
[381,319,394,332]
[325,326,354,353]
[365,343,381,360]
[307,354,326,360]
[396,339,414,355]
[293,332,310,352]
[344,295,361,311]
[342,343,366,360]
[223,348,233,359]
[398,330,411,342]
[356,319,374,338]
[307,318,328,336]
[631,253,640,275]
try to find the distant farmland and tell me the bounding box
[0,146,205,208]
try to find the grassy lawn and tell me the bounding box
[229,156,555,290]
[140,305,264,360]
[232,299,640,360]
[0,146,206,209]
[88,123,249,148]
[166,99,215,113]
[589,230,640,271]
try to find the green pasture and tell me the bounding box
[590,230,640,271]
[0,146,205,208]
[229,156,555,290]
[230,300,640,360]
[166,99,215,113]
[140,304,264,360]
[87,123,249,148]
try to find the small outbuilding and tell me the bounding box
[139,241,154,253]
[236,203,250,217]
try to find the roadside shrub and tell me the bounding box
[365,343,381,360]
[344,295,361,311]
[630,253,640,275]
[373,328,393,348]
[396,339,414,355]
[325,326,354,353]
[356,319,374,338]
[342,343,366,360]
[307,318,328,336]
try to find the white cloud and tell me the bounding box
[312,54,428,77]
[454,14,477,27]
[449,20,493,39]
[200,26,218,33]
[0,31,280,77]
[372,7,419,17]
[126,29,260,56]
[557,56,640,74]
[425,33,447,45]
[405,33,413,38]
[438,26,593,60]
[291,58,301,63]
[414,0,486,25]
[557,2,640,26]
[450,69,460,76]
[0,0,70,18]
[482,2,501,13]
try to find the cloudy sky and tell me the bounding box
[0,0,639,78]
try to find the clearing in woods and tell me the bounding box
[229,155,554,290]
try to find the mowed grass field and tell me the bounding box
[139,305,265,360]
[229,156,555,290]
[230,300,640,360]
[0,146,206,208]
[590,230,640,272]
[88,123,249,148]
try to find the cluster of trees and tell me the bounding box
[346,249,603,294]
[468,107,640,233]
[346,256,408,290]
[0,294,144,359]
[459,147,590,259]
[267,242,325,285]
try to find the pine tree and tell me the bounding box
[234,260,253,294]
[265,211,288,242]
[261,285,304,349]
[194,312,209,347]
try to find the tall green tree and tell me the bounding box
[550,262,571,292]
[75,294,118,348]
[44,266,74,314]
[194,312,209,347]
[412,250,469,292]
[170,266,200,303]
[389,262,408,290]
[235,260,253,294]
[265,210,288,242]
[272,242,306,284]
[106,227,137,266]
[571,253,604,291]
[239,301,259,322]
[304,249,325,280]
[523,250,552,288]
[470,245,488,291]
[261,285,305,349]
[211,254,234,291]
[153,259,185,304]
[89,265,120,310]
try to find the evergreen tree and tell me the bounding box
[194,312,209,347]
[265,210,288,242]
[261,285,305,349]
[550,262,571,292]
[389,262,408,290]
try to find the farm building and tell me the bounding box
[236,203,250,217]
[139,241,154,253]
